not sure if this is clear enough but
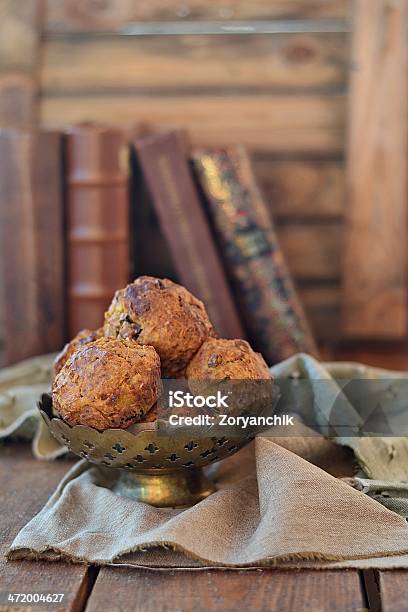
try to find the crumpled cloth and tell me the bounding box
[2,352,408,480]
[7,435,408,569]
[0,354,65,459]
[343,477,408,518]
[272,354,408,481]
[3,352,408,568]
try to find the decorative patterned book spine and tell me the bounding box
[192,146,319,364]
[66,124,130,337]
[0,129,65,365]
[133,130,245,340]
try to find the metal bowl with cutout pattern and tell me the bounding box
[38,391,276,507]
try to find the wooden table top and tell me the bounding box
[1,442,406,612]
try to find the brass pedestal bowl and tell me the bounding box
[38,394,255,508]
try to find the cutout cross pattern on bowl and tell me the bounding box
[38,393,254,507]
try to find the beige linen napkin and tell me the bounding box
[2,352,408,479]
[0,354,65,459]
[8,436,408,569]
[272,354,408,481]
[343,477,408,518]
[5,352,408,568]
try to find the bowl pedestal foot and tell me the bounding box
[112,467,217,507]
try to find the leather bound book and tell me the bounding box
[0,129,65,365]
[133,130,245,339]
[66,124,130,337]
[193,146,319,364]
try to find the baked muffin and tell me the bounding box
[143,403,158,423]
[104,276,215,377]
[54,328,102,376]
[187,338,271,381]
[52,337,161,430]
[186,338,273,415]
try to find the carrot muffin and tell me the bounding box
[54,328,102,376]
[143,403,158,423]
[52,337,161,430]
[186,338,273,415]
[104,276,215,377]
[187,338,271,381]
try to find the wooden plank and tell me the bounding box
[88,567,365,611]
[0,130,65,366]
[254,158,345,219]
[276,222,342,280]
[342,0,408,338]
[299,284,340,341]
[378,570,408,611]
[362,569,381,612]
[0,0,42,126]
[45,0,349,32]
[41,33,347,95]
[41,94,345,154]
[0,443,90,611]
[0,1,43,366]
[0,256,4,368]
[333,344,408,372]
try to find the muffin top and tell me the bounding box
[186,338,271,381]
[54,328,102,376]
[103,276,215,377]
[52,337,161,430]
[143,403,158,422]
[186,338,273,416]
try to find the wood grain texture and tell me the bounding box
[333,343,408,371]
[276,223,342,280]
[0,443,90,612]
[298,284,340,341]
[41,33,347,94]
[0,0,42,126]
[41,94,345,154]
[87,567,365,612]
[378,570,408,611]
[255,158,344,218]
[0,257,4,367]
[361,569,381,612]
[342,0,408,338]
[0,130,65,366]
[45,0,349,32]
[0,1,43,366]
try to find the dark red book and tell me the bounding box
[65,124,130,337]
[193,146,319,364]
[133,130,245,339]
[0,129,65,365]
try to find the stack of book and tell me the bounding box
[0,124,318,367]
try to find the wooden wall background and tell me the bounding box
[41,0,350,347]
[1,0,407,365]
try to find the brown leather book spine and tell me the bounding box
[193,146,319,364]
[0,129,65,365]
[134,130,245,340]
[66,125,130,337]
